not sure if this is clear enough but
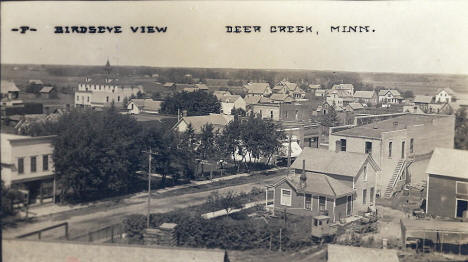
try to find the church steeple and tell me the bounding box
[105,58,111,76]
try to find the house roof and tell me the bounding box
[177,114,234,133]
[244,95,262,105]
[28,79,43,85]
[218,95,241,103]
[1,80,20,94]
[163,82,174,87]
[347,102,364,111]
[333,114,445,139]
[328,244,399,262]
[436,87,456,96]
[378,89,401,97]
[259,96,273,104]
[332,84,353,91]
[39,86,55,93]
[290,147,378,178]
[213,90,232,97]
[414,95,433,104]
[245,83,270,94]
[308,84,321,89]
[194,84,209,90]
[270,93,294,102]
[354,91,375,99]
[426,147,468,180]
[285,172,353,198]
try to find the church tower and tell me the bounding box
[105,58,111,76]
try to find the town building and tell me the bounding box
[435,88,456,103]
[213,90,232,97]
[378,89,403,105]
[414,95,434,112]
[272,80,305,99]
[332,84,354,96]
[269,93,295,103]
[329,113,455,198]
[266,148,380,221]
[172,113,234,134]
[251,103,281,120]
[353,90,378,106]
[243,82,272,97]
[1,133,56,203]
[216,94,246,115]
[314,89,328,97]
[39,86,57,99]
[326,89,354,109]
[1,80,23,107]
[162,82,175,88]
[425,148,468,219]
[74,61,143,109]
[127,99,162,114]
[345,102,365,113]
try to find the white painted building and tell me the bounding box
[1,134,56,201]
[435,88,456,103]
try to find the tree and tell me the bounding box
[402,90,415,99]
[320,107,340,127]
[122,96,129,109]
[231,108,246,117]
[52,107,144,203]
[161,91,220,116]
[455,108,468,150]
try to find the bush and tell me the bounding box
[122,214,146,241]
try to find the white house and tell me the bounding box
[127,99,162,114]
[378,90,403,105]
[1,134,56,202]
[217,95,246,115]
[435,88,456,103]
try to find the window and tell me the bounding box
[18,158,24,174]
[43,155,49,171]
[118,96,121,102]
[76,96,79,101]
[388,142,392,158]
[365,141,372,154]
[270,111,273,119]
[319,196,326,211]
[284,111,288,119]
[295,110,299,120]
[106,96,109,102]
[30,156,37,173]
[362,189,367,204]
[456,181,468,195]
[410,138,414,154]
[363,165,367,181]
[305,194,312,210]
[87,96,90,102]
[401,141,405,158]
[280,189,292,206]
[370,187,375,203]
[340,139,347,152]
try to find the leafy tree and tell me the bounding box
[231,108,246,117]
[1,182,25,217]
[52,107,144,203]
[161,91,220,116]
[402,90,415,99]
[455,108,468,150]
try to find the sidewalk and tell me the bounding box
[22,168,281,218]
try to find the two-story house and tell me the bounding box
[435,88,456,103]
[266,148,380,221]
[244,83,272,97]
[1,134,56,203]
[329,114,455,198]
[378,90,403,105]
[272,80,305,99]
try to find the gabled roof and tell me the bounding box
[346,102,365,111]
[245,83,270,94]
[354,91,376,99]
[436,87,456,96]
[285,172,353,198]
[1,80,20,94]
[175,114,234,133]
[308,84,321,89]
[39,86,55,93]
[378,89,401,97]
[426,147,468,180]
[414,95,434,104]
[163,82,175,87]
[213,90,232,97]
[270,93,294,102]
[259,96,273,104]
[244,95,262,105]
[218,95,242,103]
[290,147,379,178]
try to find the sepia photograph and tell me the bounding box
[1,1,468,261]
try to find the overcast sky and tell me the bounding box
[2,1,468,75]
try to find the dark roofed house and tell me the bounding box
[244,82,272,97]
[354,90,378,105]
[266,148,380,221]
[39,86,57,99]
[1,80,20,100]
[426,147,468,219]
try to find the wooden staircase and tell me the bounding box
[384,159,405,199]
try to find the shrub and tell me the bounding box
[122,214,146,241]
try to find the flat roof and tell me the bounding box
[333,114,447,139]
[3,239,225,262]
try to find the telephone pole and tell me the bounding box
[287,133,292,176]
[142,148,158,228]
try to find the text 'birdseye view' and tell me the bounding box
[2,2,468,262]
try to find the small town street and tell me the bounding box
[2,172,283,240]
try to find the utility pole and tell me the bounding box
[142,148,158,228]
